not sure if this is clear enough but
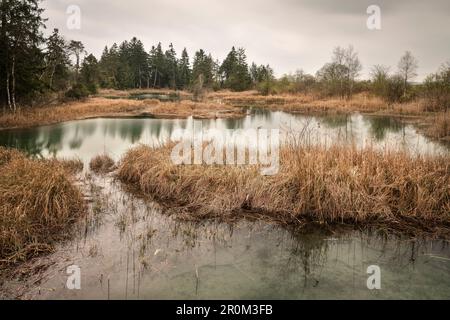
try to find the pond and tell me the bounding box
[0,110,448,164]
[1,111,449,299]
[6,176,450,300]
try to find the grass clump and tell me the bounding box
[89,154,116,174]
[58,158,84,175]
[117,144,450,236]
[427,113,450,141]
[0,148,86,267]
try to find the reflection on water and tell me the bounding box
[1,112,449,299]
[0,112,448,162]
[15,178,450,300]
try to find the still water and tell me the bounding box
[8,177,450,300]
[0,110,448,164]
[1,111,449,299]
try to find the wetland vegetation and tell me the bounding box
[0,0,449,300]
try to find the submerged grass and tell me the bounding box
[0,148,86,267]
[117,143,450,237]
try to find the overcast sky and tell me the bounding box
[42,0,450,80]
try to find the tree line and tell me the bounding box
[1,0,448,113]
[1,0,271,111]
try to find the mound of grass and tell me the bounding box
[117,143,450,236]
[427,113,450,140]
[58,158,84,175]
[0,148,86,267]
[89,154,116,174]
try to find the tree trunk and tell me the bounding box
[49,64,56,90]
[12,55,16,112]
[153,68,158,88]
[404,76,408,98]
[6,70,12,111]
[76,54,80,79]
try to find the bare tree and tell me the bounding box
[329,45,362,98]
[398,51,418,97]
[343,45,362,98]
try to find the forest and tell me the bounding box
[1,0,448,114]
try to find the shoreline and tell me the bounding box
[1,93,448,145]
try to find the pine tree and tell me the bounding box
[149,43,166,88]
[44,29,71,92]
[192,49,214,88]
[1,0,46,111]
[68,40,85,80]
[165,43,178,89]
[178,48,191,89]
[80,54,99,94]
[220,47,251,91]
[128,37,149,89]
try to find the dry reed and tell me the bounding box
[0,148,86,267]
[147,100,244,119]
[117,143,450,236]
[0,98,146,130]
[89,154,116,174]
[426,112,450,141]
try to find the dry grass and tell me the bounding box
[117,143,450,236]
[0,98,147,130]
[147,100,245,119]
[426,112,450,141]
[98,88,192,100]
[0,96,244,130]
[208,91,443,116]
[59,158,84,175]
[89,154,116,174]
[0,148,86,267]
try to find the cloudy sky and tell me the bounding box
[42,0,450,80]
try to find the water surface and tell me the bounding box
[1,111,449,299]
[7,178,450,300]
[1,111,448,164]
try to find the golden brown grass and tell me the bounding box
[0,98,147,130]
[117,143,450,236]
[426,112,450,141]
[89,154,116,174]
[98,88,192,100]
[208,91,442,116]
[59,158,84,175]
[0,148,86,267]
[147,100,245,119]
[0,96,244,130]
